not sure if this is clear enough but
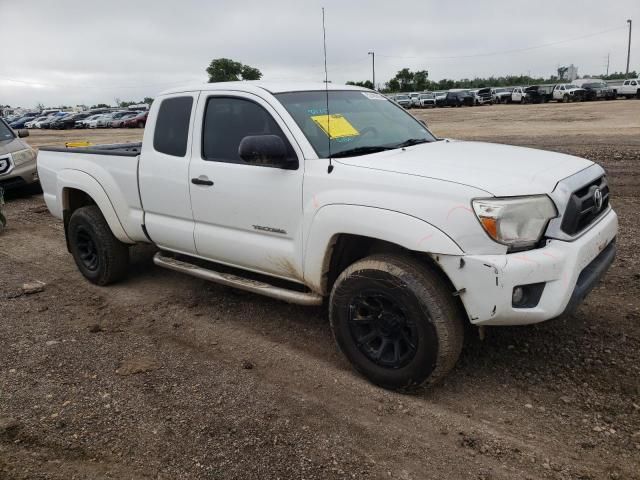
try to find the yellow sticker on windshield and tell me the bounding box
[311,114,359,139]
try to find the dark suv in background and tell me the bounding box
[442,91,474,107]
[582,82,616,101]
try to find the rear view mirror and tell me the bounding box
[238,135,294,169]
[17,129,29,138]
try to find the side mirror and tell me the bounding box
[17,129,29,138]
[238,135,294,168]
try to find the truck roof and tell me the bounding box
[158,81,368,96]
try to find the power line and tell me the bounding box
[376,25,626,61]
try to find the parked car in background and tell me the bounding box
[407,93,420,107]
[123,111,149,128]
[434,91,448,106]
[0,118,38,191]
[552,84,586,102]
[393,94,412,109]
[581,82,616,101]
[40,114,67,130]
[109,113,138,128]
[25,116,49,128]
[75,114,102,129]
[491,87,513,104]
[473,88,493,105]
[417,93,436,108]
[523,85,553,103]
[617,78,640,98]
[51,112,92,130]
[511,86,528,103]
[86,114,111,129]
[443,91,474,107]
[9,113,39,129]
[96,113,118,128]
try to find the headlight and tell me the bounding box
[472,196,557,251]
[11,148,37,166]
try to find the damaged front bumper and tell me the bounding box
[435,208,618,326]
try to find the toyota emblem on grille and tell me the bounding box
[593,188,603,211]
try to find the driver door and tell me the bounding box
[188,92,305,282]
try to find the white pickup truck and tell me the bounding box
[38,82,617,391]
[617,78,640,98]
[551,83,586,102]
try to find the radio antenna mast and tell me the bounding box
[322,7,334,174]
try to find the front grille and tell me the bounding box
[560,175,610,235]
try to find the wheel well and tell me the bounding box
[323,234,459,298]
[64,188,96,214]
[62,188,97,252]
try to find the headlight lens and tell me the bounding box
[472,195,557,251]
[11,148,37,166]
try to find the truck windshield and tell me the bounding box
[0,120,15,141]
[275,90,435,158]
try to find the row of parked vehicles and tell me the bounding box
[389,77,640,108]
[3,109,149,130]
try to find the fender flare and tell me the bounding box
[303,204,463,293]
[57,169,134,244]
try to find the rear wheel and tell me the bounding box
[563,94,570,103]
[329,254,464,391]
[68,206,129,285]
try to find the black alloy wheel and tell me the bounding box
[348,291,419,369]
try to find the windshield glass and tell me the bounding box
[275,90,435,158]
[0,120,15,141]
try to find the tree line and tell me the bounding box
[349,68,639,93]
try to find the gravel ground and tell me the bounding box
[1,100,639,479]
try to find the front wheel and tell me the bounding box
[329,254,464,391]
[68,206,129,285]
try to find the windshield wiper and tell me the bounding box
[331,146,394,158]
[391,138,429,148]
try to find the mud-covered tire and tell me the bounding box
[329,254,464,391]
[68,206,129,285]
[563,94,570,103]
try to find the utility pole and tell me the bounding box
[606,53,610,76]
[626,19,632,78]
[368,51,375,90]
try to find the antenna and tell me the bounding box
[322,7,334,174]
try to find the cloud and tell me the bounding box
[1,0,636,107]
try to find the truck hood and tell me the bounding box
[336,140,593,196]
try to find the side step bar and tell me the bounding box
[153,252,323,306]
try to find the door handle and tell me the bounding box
[191,176,214,186]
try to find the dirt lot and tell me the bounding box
[1,101,639,479]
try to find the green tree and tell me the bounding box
[241,65,262,80]
[206,58,262,82]
[413,70,429,91]
[143,97,154,105]
[346,80,374,89]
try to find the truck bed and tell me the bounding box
[39,142,142,157]
[37,142,146,244]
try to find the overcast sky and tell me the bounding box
[1,0,637,108]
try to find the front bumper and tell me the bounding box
[0,160,39,189]
[437,208,618,326]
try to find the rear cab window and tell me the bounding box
[153,96,194,157]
